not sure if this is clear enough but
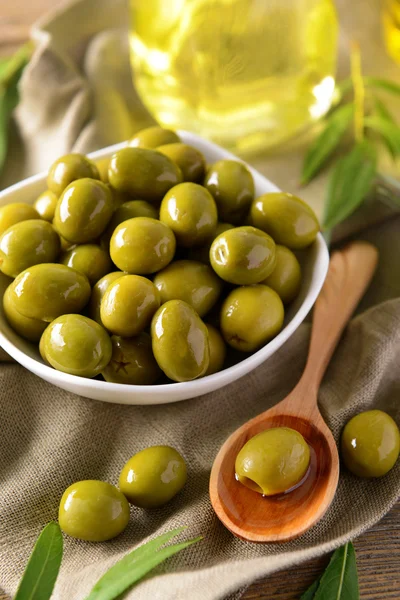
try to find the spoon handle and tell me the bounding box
[297,241,378,400]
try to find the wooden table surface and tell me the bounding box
[0,2,399,599]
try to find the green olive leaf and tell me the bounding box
[364,76,400,96]
[313,542,359,600]
[364,116,400,159]
[14,522,63,600]
[0,43,32,176]
[300,543,359,600]
[372,96,397,124]
[84,527,202,600]
[301,104,354,185]
[323,140,377,231]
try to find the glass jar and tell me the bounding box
[130,0,338,154]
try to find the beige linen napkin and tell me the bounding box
[1,1,400,599]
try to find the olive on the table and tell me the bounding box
[188,222,234,264]
[220,285,284,351]
[159,182,218,247]
[89,271,125,325]
[60,244,112,285]
[100,274,160,337]
[40,314,112,377]
[151,299,209,382]
[102,333,162,385]
[157,143,206,182]
[3,284,47,342]
[341,410,400,478]
[153,260,223,317]
[204,159,254,224]
[47,153,100,196]
[235,427,310,495]
[262,245,302,304]
[101,200,158,251]
[210,226,276,285]
[0,203,39,236]
[110,217,176,274]
[33,190,58,222]
[250,192,319,249]
[108,147,182,203]
[9,263,91,322]
[205,324,226,375]
[53,178,114,243]
[128,126,180,149]
[119,445,187,508]
[59,480,130,541]
[0,220,60,278]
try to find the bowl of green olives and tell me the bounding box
[0,129,329,404]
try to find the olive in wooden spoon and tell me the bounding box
[209,241,378,542]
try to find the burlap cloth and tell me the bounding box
[1,1,399,599]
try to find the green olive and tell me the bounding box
[128,126,180,149]
[341,410,400,478]
[153,260,223,317]
[110,217,176,274]
[159,182,218,247]
[100,274,160,337]
[53,178,114,243]
[59,480,130,541]
[102,333,162,384]
[250,192,319,249]
[0,203,39,236]
[157,143,206,182]
[151,299,209,382]
[60,244,112,285]
[188,222,234,264]
[96,157,110,183]
[34,190,58,221]
[9,263,91,322]
[41,314,112,377]
[210,226,276,285]
[101,200,159,251]
[262,245,302,304]
[0,220,60,278]
[235,428,310,495]
[119,445,187,507]
[108,147,182,203]
[204,159,254,224]
[89,271,125,324]
[3,284,47,342]
[47,153,100,196]
[205,324,226,375]
[221,285,284,351]
[59,236,76,252]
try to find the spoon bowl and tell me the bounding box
[210,242,379,542]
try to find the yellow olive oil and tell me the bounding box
[383,0,400,64]
[130,0,338,153]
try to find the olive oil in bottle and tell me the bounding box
[130,0,338,154]
[383,0,400,64]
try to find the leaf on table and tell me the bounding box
[84,527,202,600]
[14,522,63,600]
[364,116,400,160]
[301,104,354,185]
[364,76,400,97]
[323,140,377,231]
[313,542,359,600]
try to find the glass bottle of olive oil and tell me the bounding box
[130,0,338,154]
[383,0,400,64]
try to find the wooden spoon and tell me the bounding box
[209,241,378,542]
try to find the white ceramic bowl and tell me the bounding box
[0,132,329,405]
